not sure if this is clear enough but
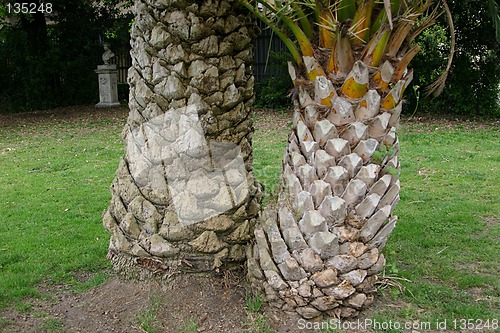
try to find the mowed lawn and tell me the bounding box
[1,106,499,330]
[0,107,126,307]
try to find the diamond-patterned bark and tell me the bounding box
[103,0,262,277]
[248,63,403,319]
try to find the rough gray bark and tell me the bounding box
[103,0,262,278]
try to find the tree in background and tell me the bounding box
[243,0,454,319]
[408,0,499,117]
[0,0,131,112]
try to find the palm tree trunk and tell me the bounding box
[103,0,262,278]
[248,62,402,319]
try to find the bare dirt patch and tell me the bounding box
[253,108,293,134]
[1,270,320,333]
[482,215,499,232]
[47,274,251,333]
[0,105,128,129]
[1,271,412,333]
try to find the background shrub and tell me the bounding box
[254,52,292,109]
[406,0,499,118]
[0,0,131,113]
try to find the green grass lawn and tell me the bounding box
[0,107,125,308]
[367,122,500,330]
[1,107,499,331]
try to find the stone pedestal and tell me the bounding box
[95,64,121,108]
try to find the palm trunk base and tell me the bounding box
[107,248,247,281]
[248,204,389,320]
[107,250,170,281]
[103,0,262,278]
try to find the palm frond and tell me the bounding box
[291,1,314,40]
[337,0,356,21]
[243,0,455,94]
[383,0,394,30]
[406,4,442,45]
[241,1,303,65]
[425,0,455,97]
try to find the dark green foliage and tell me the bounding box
[0,0,132,112]
[407,0,499,117]
[254,52,293,109]
[254,75,292,109]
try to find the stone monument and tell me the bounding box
[95,43,121,108]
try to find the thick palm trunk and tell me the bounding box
[248,61,404,319]
[103,0,262,278]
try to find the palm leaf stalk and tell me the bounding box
[243,0,454,319]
